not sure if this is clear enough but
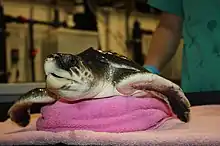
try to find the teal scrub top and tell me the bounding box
[148,0,220,93]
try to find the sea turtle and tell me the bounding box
[8,47,191,127]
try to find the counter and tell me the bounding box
[0,83,45,103]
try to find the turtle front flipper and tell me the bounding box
[116,73,191,123]
[8,88,58,127]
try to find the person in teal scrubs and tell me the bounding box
[144,0,220,93]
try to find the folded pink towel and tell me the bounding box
[36,96,175,133]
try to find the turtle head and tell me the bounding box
[44,47,145,101]
[44,50,106,101]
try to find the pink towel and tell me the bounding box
[36,96,175,133]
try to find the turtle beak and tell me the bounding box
[44,54,57,76]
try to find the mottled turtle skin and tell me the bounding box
[8,47,191,127]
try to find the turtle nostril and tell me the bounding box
[46,54,54,59]
[47,53,60,59]
[46,54,61,62]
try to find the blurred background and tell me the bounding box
[0,0,184,113]
[0,0,184,84]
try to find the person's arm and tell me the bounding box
[144,12,183,71]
